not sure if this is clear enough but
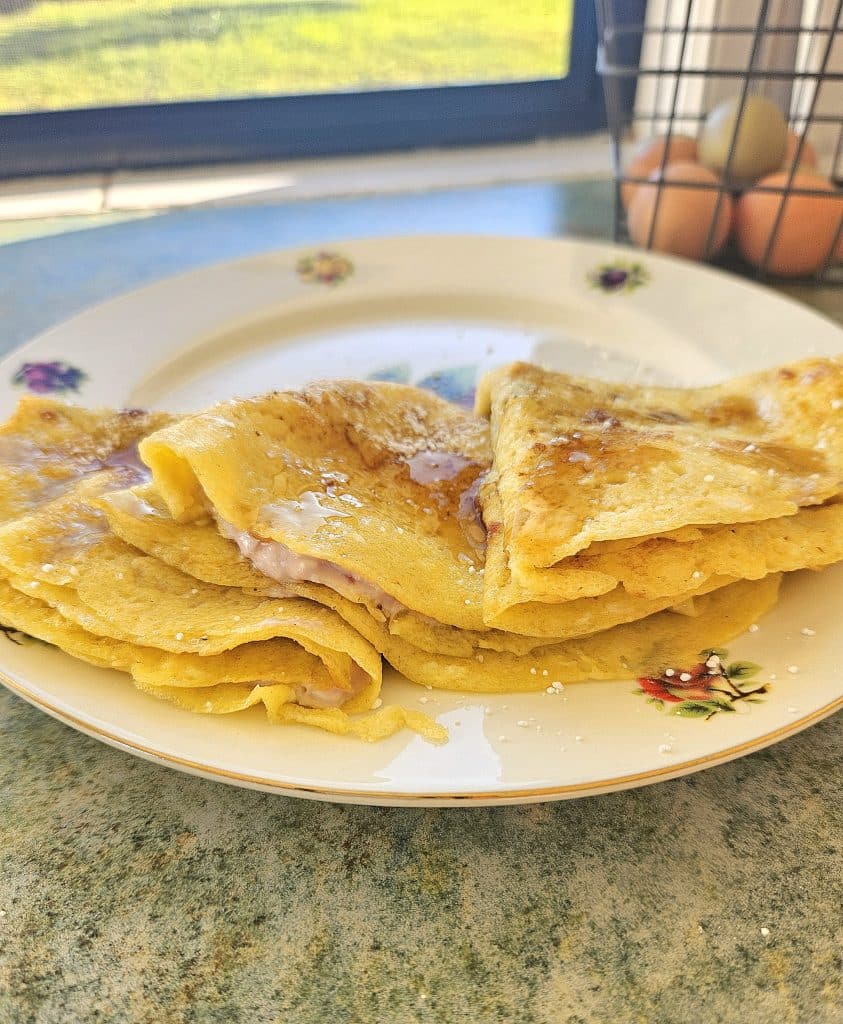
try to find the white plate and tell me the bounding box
[1,236,841,806]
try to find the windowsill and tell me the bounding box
[0,135,611,222]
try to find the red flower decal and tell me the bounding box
[637,649,768,719]
[296,251,353,285]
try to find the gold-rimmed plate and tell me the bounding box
[1,235,841,805]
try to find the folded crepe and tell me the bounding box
[4,354,840,739]
[93,474,781,692]
[0,577,434,741]
[0,399,440,741]
[481,485,843,636]
[0,397,170,521]
[476,358,843,631]
[138,379,768,648]
[98,477,753,650]
[357,576,782,693]
[138,381,491,632]
[133,371,843,644]
[0,577,380,726]
[96,481,561,656]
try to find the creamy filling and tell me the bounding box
[293,663,371,710]
[458,475,487,554]
[217,516,405,617]
[104,496,371,711]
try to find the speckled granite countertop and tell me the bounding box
[1,182,841,1024]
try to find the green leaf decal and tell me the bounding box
[673,699,735,718]
[727,661,762,680]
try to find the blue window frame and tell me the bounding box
[0,0,604,178]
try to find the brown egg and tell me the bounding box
[627,162,733,261]
[782,131,818,171]
[735,170,843,276]
[621,134,698,209]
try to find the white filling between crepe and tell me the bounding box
[293,663,370,710]
[216,517,405,617]
[215,519,388,708]
[106,499,374,711]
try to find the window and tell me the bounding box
[0,0,604,177]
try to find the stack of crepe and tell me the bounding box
[1,355,841,742]
[0,401,421,741]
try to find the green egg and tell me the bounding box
[698,95,788,181]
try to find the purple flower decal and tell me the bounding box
[13,361,87,394]
[589,261,649,294]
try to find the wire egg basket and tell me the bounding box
[595,0,843,283]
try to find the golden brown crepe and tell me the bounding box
[129,368,843,644]
[0,396,170,522]
[96,481,548,656]
[0,399,443,739]
[92,476,781,691]
[139,381,492,631]
[276,575,784,694]
[476,358,843,629]
[2,354,839,743]
[0,483,383,708]
[476,358,843,561]
[0,575,346,692]
[95,480,733,650]
[0,578,438,741]
[139,379,773,646]
[492,502,843,604]
[480,486,843,635]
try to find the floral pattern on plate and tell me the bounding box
[417,366,476,408]
[368,364,477,408]
[589,261,649,294]
[13,361,87,394]
[367,363,411,384]
[637,648,768,719]
[0,625,40,647]
[296,251,354,285]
